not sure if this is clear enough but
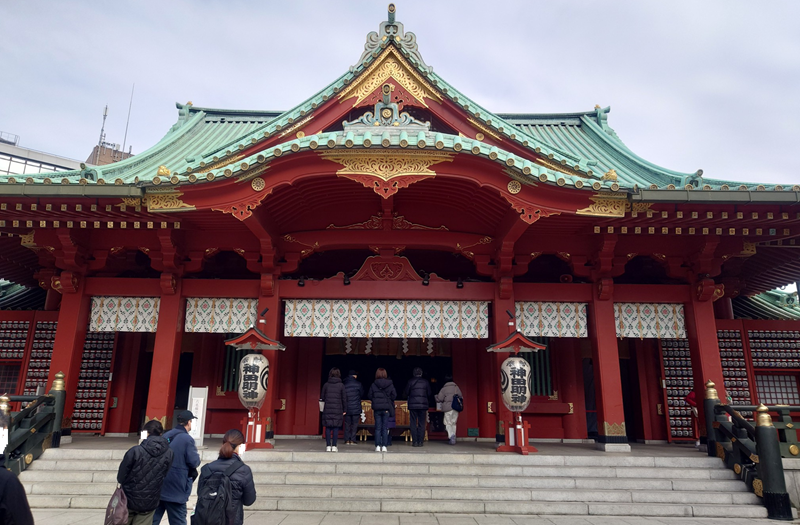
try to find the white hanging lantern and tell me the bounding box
[500,356,532,412]
[238,353,270,410]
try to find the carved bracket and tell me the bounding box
[212,189,271,221]
[52,271,80,294]
[336,253,445,282]
[695,279,718,302]
[596,278,613,301]
[503,194,560,225]
[160,272,178,295]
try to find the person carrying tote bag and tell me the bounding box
[114,419,174,525]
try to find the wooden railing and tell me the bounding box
[0,371,66,475]
[704,380,793,521]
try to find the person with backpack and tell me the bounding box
[0,425,33,525]
[117,420,174,525]
[368,367,396,452]
[320,367,347,452]
[342,370,364,445]
[436,375,463,445]
[153,410,201,525]
[403,367,432,447]
[194,429,255,525]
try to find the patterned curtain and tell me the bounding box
[185,298,258,333]
[89,296,160,332]
[515,302,588,338]
[614,303,686,339]
[284,300,489,339]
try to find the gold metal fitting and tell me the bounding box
[51,371,65,392]
[756,404,773,427]
[0,394,10,415]
[705,380,719,400]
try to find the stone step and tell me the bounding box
[23,494,770,518]
[26,458,736,481]
[21,479,761,506]
[39,448,727,469]
[17,469,751,493]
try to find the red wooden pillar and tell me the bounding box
[493,289,515,443]
[686,289,727,429]
[477,339,496,438]
[106,333,143,434]
[588,281,630,451]
[144,280,184,429]
[47,274,91,441]
[257,292,281,443]
[558,339,587,441]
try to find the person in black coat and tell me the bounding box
[320,367,347,452]
[0,411,33,525]
[404,367,432,447]
[342,370,364,445]
[117,419,174,524]
[196,429,255,525]
[368,367,396,452]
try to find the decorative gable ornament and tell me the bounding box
[343,83,429,130]
[355,3,430,72]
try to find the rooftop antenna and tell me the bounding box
[121,84,135,159]
[93,105,108,165]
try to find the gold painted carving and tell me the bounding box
[157,165,171,177]
[467,118,502,141]
[283,234,319,257]
[337,47,442,107]
[534,156,591,179]
[321,150,453,181]
[507,180,522,194]
[251,177,266,191]
[327,213,447,231]
[236,162,270,183]
[577,193,627,218]
[200,154,245,174]
[321,150,453,198]
[602,169,618,181]
[456,236,492,260]
[19,231,35,248]
[753,478,763,497]
[119,190,194,213]
[603,421,626,436]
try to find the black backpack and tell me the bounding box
[451,393,464,412]
[192,460,243,525]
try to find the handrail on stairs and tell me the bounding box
[704,380,793,521]
[0,371,67,475]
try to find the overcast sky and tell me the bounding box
[2,1,799,184]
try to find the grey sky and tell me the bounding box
[2,1,799,184]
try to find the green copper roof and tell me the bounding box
[733,290,800,320]
[0,6,797,197]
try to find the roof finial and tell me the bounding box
[354,3,430,72]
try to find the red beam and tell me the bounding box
[514,283,592,302]
[85,278,161,296]
[279,280,494,301]
[182,279,260,298]
[615,285,690,303]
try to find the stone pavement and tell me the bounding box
[30,510,800,524]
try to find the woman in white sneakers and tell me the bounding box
[436,375,462,445]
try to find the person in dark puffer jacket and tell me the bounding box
[117,420,174,525]
[404,367,432,447]
[196,429,255,525]
[368,368,396,452]
[320,367,347,452]
[154,410,201,525]
[342,370,363,445]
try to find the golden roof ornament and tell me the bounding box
[157,166,171,177]
[756,404,773,427]
[705,380,718,400]
[52,371,65,391]
[602,169,618,181]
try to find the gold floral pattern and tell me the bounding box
[337,48,441,108]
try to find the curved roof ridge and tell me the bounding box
[183,103,283,118]
[578,114,697,184]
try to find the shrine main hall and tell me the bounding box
[1,5,800,451]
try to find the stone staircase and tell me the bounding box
[20,447,771,518]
